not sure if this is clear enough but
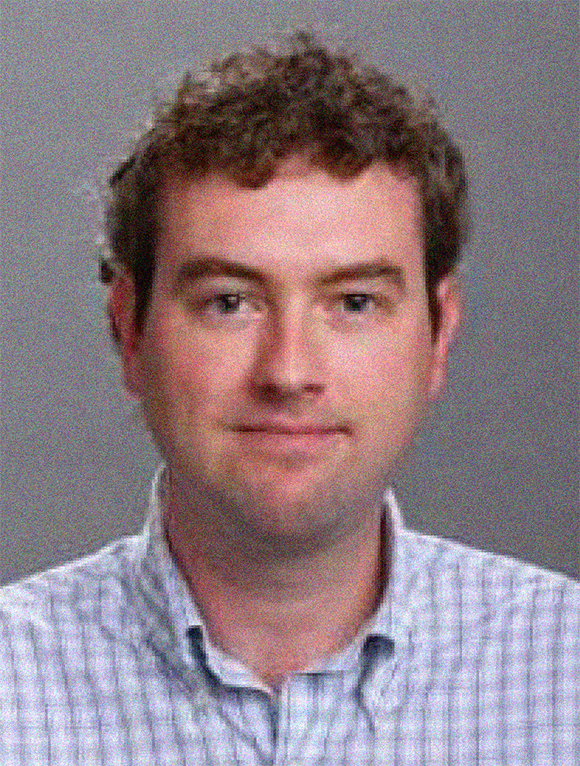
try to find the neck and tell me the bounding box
[164,483,388,689]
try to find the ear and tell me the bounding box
[427,273,463,401]
[107,272,144,399]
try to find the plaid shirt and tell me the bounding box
[1,470,579,765]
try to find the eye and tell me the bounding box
[325,291,395,329]
[209,293,246,314]
[340,293,376,313]
[195,290,265,321]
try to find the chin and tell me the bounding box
[222,478,373,554]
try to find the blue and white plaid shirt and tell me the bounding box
[1,469,579,765]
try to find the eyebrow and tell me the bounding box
[175,257,267,289]
[318,261,405,290]
[174,255,406,291]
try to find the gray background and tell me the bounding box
[1,1,578,584]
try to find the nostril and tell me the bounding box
[251,380,325,407]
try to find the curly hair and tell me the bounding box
[102,31,468,336]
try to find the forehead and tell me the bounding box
[155,160,424,281]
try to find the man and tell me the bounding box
[1,32,578,766]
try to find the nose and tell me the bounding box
[251,304,325,402]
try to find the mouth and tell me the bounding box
[232,421,350,454]
[237,424,347,435]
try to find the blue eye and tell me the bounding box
[341,294,375,312]
[212,293,245,314]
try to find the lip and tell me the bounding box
[232,421,349,454]
[234,422,349,435]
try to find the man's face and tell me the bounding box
[115,159,460,555]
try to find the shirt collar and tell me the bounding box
[133,467,205,662]
[134,465,413,674]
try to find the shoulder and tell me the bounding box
[396,528,580,651]
[400,527,579,588]
[374,530,580,758]
[0,534,144,645]
[0,534,179,758]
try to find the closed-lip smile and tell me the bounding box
[234,421,349,435]
[232,422,349,456]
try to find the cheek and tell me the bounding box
[143,321,254,413]
[329,326,434,413]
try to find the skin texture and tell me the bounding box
[110,157,461,688]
